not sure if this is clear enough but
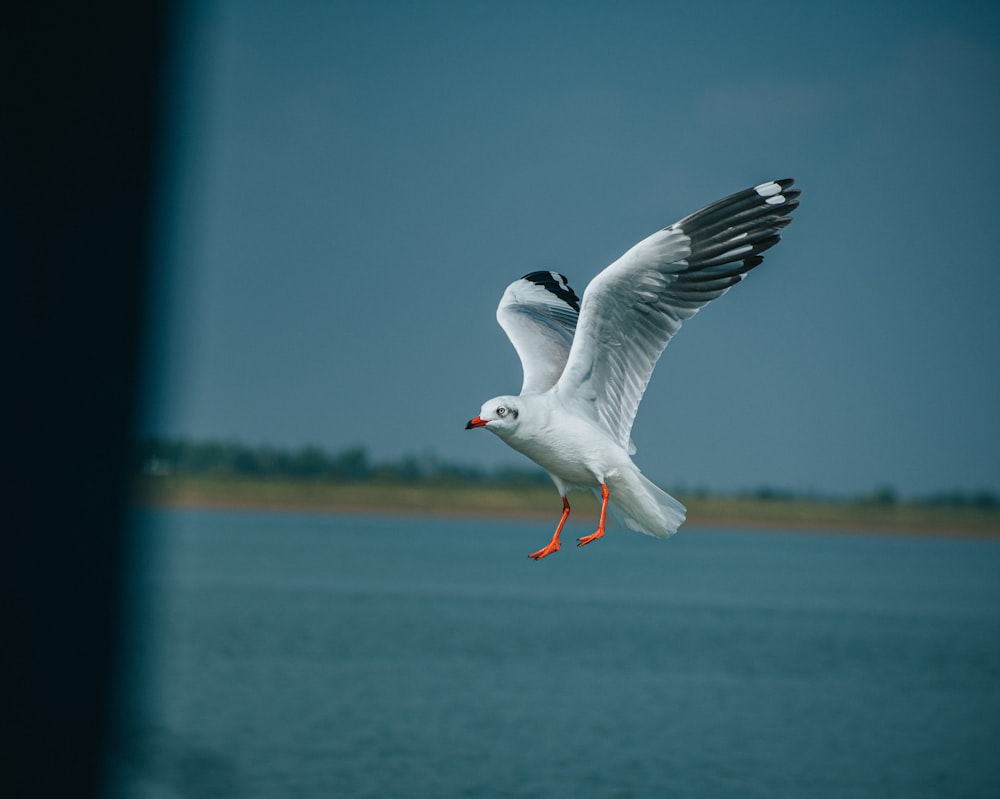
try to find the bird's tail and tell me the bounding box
[603,469,686,539]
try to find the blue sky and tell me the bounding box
[142,0,1000,497]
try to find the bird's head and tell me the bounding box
[466,396,520,437]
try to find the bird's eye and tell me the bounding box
[496,407,507,417]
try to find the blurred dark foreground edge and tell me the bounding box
[2,5,166,798]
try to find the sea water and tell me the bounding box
[110,509,1000,799]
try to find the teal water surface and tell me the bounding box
[110,509,1000,798]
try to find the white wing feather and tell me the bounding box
[496,271,581,394]
[555,179,800,450]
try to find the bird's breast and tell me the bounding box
[504,414,624,486]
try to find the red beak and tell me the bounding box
[465,416,487,429]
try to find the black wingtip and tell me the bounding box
[519,270,581,312]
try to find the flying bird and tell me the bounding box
[466,179,800,559]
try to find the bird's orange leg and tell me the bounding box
[577,483,609,548]
[528,497,570,560]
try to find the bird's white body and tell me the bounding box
[467,179,799,557]
[487,394,618,488]
[473,392,686,539]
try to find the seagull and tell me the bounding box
[465,179,800,560]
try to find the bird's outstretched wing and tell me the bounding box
[496,270,582,394]
[555,179,800,450]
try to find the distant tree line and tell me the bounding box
[135,437,999,508]
[135,437,551,487]
[913,489,999,510]
[736,483,998,509]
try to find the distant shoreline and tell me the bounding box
[133,476,1000,538]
